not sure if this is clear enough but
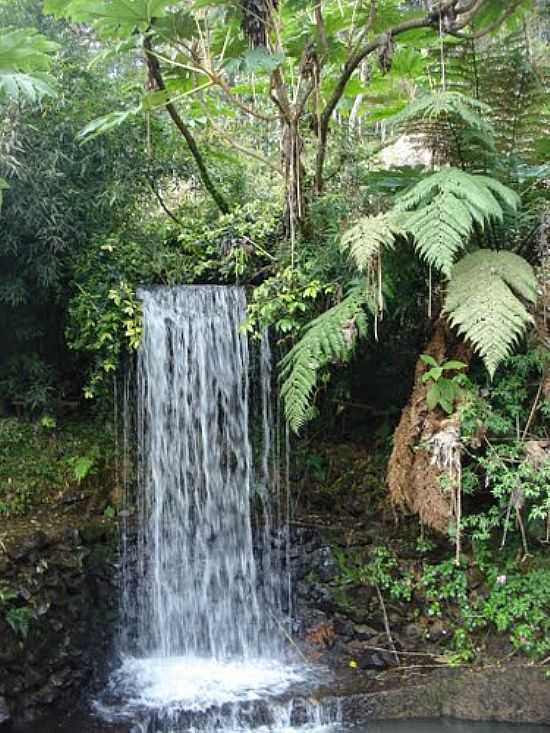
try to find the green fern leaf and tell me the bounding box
[396,168,519,276]
[280,287,368,433]
[444,250,537,378]
[340,212,403,272]
[390,90,495,148]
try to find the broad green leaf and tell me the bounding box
[77,107,140,143]
[240,48,285,74]
[44,0,173,37]
[0,28,58,101]
[426,383,440,410]
[442,360,467,372]
[420,354,438,368]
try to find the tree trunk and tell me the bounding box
[281,120,308,239]
[387,318,472,533]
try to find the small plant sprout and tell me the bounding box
[420,355,467,414]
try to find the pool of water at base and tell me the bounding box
[13,716,549,733]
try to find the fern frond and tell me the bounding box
[279,287,368,433]
[444,250,537,378]
[404,191,472,275]
[396,168,520,276]
[340,212,403,272]
[390,90,495,145]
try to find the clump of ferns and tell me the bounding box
[280,167,538,434]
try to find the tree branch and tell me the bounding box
[146,178,183,226]
[143,34,230,215]
[313,0,498,192]
[449,0,523,41]
[314,3,329,61]
[206,116,284,175]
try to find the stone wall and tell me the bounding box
[290,524,450,672]
[0,519,118,728]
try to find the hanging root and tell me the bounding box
[428,418,463,564]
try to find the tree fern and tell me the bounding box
[279,286,368,433]
[444,250,537,377]
[396,168,520,276]
[389,90,495,148]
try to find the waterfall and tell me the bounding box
[132,285,274,659]
[97,285,335,729]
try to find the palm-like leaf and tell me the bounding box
[340,212,403,272]
[389,90,496,148]
[396,168,520,276]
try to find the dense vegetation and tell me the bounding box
[1,0,549,664]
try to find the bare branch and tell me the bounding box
[146,178,183,227]
[450,0,524,40]
[143,34,230,214]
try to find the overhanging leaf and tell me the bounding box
[444,250,537,378]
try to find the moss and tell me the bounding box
[0,417,115,517]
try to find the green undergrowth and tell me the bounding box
[0,416,114,516]
[335,543,550,664]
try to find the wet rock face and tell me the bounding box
[0,520,118,724]
[289,527,410,671]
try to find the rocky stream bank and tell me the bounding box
[1,491,549,729]
[0,514,118,728]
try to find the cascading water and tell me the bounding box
[97,286,337,731]
[134,285,272,660]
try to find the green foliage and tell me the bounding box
[340,212,403,272]
[67,453,97,483]
[244,268,333,339]
[421,559,471,619]
[0,354,55,414]
[390,90,495,149]
[0,18,162,409]
[420,555,550,660]
[68,265,146,399]
[396,169,520,276]
[482,565,550,657]
[0,585,33,638]
[340,167,532,385]
[341,168,521,282]
[420,354,467,414]
[336,546,413,602]
[0,417,113,515]
[77,106,141,143]
[457,347,550,546]
[5,605,33,638]
[0,27,58,101]
[444,251,537,377]
[44,0,173,37]
[67,201,279,397]
[279,285,369,433]
[464,442,550,544]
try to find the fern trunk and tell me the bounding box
[387,318,472,533]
